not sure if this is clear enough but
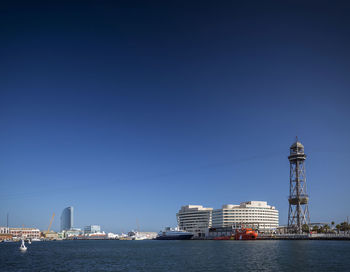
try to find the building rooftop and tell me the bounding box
[219,201,276,210]
[179,205,213,211]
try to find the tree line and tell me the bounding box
[302,221,350,234]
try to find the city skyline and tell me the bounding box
[1,1,350,233]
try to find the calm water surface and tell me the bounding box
[1,240,350,272]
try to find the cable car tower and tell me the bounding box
[287,138,310,233]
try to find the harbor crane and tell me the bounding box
[43,213,55,238]
[47,213,55,233]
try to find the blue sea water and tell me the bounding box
[1,240,350,272]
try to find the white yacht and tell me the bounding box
[128,231,148,240]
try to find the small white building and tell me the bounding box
[212,201,279,232]
[176,205,213,238]
[64,228,82,238]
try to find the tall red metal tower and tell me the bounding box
[287,138,310,233]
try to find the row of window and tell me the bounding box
[218,211,278,214]
[216,217,278,219]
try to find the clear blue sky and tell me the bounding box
[1,1,350,232]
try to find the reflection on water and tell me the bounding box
[0,240,350,272]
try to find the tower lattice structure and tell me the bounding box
[287,139,310,233]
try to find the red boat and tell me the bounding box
[213,228,258,240]
[235,228,258,240]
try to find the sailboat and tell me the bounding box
[19,239,27,251]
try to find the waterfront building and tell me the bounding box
[212,201,279,232]
[9,228,41,239]
[84,225,101,234]
[58,232,65,239]
[64,228,82,238]
[0,227,11,241]
[0,227,9,234]
[176,205,213,238]
[43,231,59,240]
[60,206,74,231]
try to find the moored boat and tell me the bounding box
[235,228,258,240]
[213,228,258,240]
[156,227,193,240]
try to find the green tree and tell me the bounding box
[318,225,325,233]
[331,221,335,233]
[302,224,309,233]
[336,224,341,234]
[323,224,330,233]
[340,222,349,232]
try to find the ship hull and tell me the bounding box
[155,234,193,240]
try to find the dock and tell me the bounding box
[257,233,350,240]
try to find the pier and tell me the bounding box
[257,233,350,240]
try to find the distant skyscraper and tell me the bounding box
[60,206,74,231]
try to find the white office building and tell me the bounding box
[84,225,101,234]
[212,201,279,231]
[176,205,213,238]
